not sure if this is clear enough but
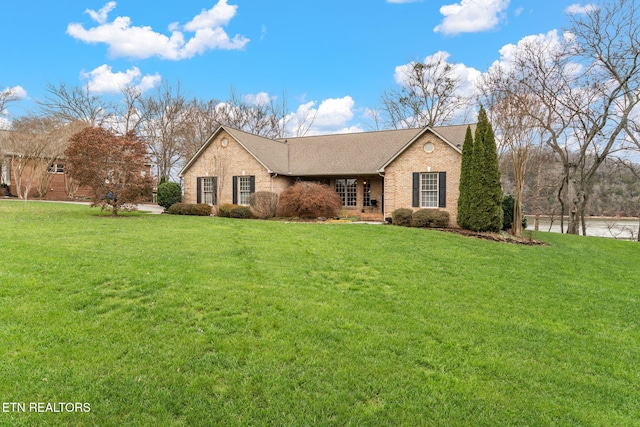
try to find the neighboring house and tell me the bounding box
[1,154,153,201]
[179,124,473,224]
[0,154,92,200]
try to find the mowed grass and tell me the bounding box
[0,201,638,426]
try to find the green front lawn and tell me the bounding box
[1,201,638,426]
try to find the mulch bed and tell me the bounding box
[441,228,547,246]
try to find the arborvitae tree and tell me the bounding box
[468,106,503,232]
[456,125,474,228]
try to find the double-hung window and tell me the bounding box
[232,175,255,205]
[420,173,438,208]
[203,177,217,205]
[412,172,446,208]
[197,177,217,204]
[238,176,252,205]
[48,163,64,174]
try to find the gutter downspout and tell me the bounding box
[378,171,385,222]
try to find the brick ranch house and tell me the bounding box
[179,124,473,225]
[1,156,93,200]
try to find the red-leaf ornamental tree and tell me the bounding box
[65,127,153,216]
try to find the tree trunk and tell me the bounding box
[512,181,524,237]
[566,164,585,235]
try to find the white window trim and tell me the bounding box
[420,172,439,208]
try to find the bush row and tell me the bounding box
[167,182,341,220]
[217,203,254,219]
[392,208,450,228]
[167,203,212,216]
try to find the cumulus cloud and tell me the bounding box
[285,96,360,136]
[6,85,28,100]
[243,92,274,106]
[67,0,249,60]
[81,64,161,94]
[434,0,510,35]
[565,3,598,15]
[394,51,481,98]
[491,30,567,69]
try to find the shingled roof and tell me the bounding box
[180,124,473,177]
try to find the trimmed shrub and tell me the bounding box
[411,209,434,228]
[431,211,450,228]
[218,203,239,218]
[229,206,254,219]
[392,208,413,227]
[278,181,342,219]
[156,182,182,211]
[167,203,211,216]
[167,203,185,215]
[249,191,279,219]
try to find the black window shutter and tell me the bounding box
[196,177,202,204]
[249,176,255,194]
[212,177,218,205]
[438,172,446,208]
[232,176,238,205]
[412,172,420,207]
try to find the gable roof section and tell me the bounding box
[224,127,288,173]
[179,126,288,177]
[378,124,470,171]
[284,128,423,175]
[180,123,473,177]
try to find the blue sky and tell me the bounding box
[1,0,595,134]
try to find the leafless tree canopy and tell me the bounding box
[380,53,472,129]
[0,116,85,199]
[478,0,640,235]
[38,83,114,126]
[0,87,20,118]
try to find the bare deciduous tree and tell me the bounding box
[380,52,473,129]
[138,81,189,182]
[480,77,541,236]
[2,116,66,199]
[38,83,112,126]
[0,86,20,119]
[560,0,640,234]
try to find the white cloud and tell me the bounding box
[315,97,355,128]
[7,85,28,99]
[514,7,524,16]
[492,30,566,69]
[285,96,359,136]
[565,3,598,15]
[81,64,161,94]
[243,92,274,106]
[394,51,481,98]
[184,1,238,31]
[67,0,249,60]
[85,1,116,24]
[434,0,510,35]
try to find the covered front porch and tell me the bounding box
[297,175,384,221]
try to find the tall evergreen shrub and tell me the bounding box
[468,106,503,232]
[457,126,474,229]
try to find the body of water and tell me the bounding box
[526,216,639,240]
